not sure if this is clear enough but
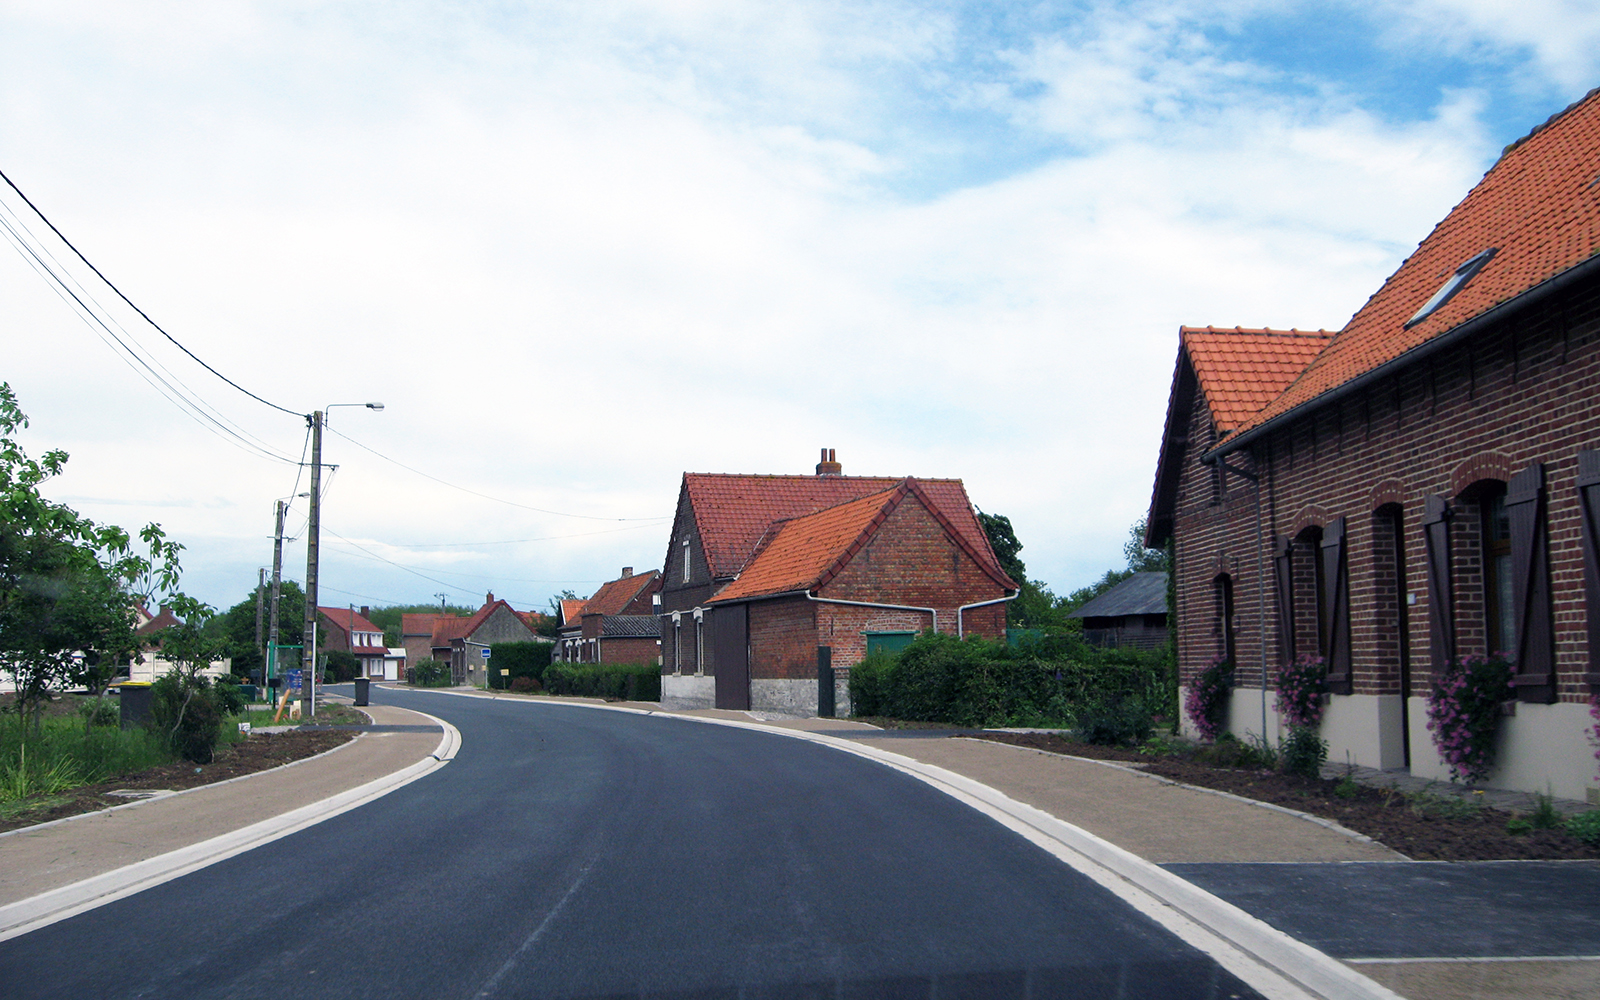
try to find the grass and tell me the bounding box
[0,714,171,804]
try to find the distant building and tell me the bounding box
[555,568,663,665]
[657,450,1017,716]
[1067,572,1169,650]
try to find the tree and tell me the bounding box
[977,511,1027,587]
[215,581,305,679]
[1,384,183,730]
[1123,516,1171,574]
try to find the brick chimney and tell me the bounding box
[621,567,633,578]
[485,591,495,605]
[816,447,842,476]
[359,606,370,619]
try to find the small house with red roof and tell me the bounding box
[1147,88,1600,801]
[126,604,233,683]
[555,568,662,665]
[659,450,1017,715]
[318,606,403,680]
[412,593,545,686]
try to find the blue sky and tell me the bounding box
[2,1,1597,616]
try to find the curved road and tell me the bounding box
[0,690,1262,999]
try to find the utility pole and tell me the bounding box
[268,500,286,693]
[436,592,448,615]
[303,410,323,718]
[254,567,265,665]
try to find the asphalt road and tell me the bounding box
[0,690,1266,999]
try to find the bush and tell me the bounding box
[847,632,1165,729]
[146,674,223,764]
[1184,655,1233,741]
[1566,810,1600,848]
[408,658,452,687]
[324,650,361,684]
[78,697,118,729]
[213,675,247,716]
[544,663,660,701]
[1426,654,1514,783]
[1194,731,1276,770]
[1279,726,1328,778]
[489,642,554,691]
[509,676,542,694]
[1276,653,1327,729]
[1073,694,1155,746]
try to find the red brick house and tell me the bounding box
[659,451,1017,715]
[555,567,663,665]
[403,594,545,687]
[1147,88,1600,800]
[317,606,402,680]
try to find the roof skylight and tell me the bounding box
[1405,247,1497,328]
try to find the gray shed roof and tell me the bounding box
[601,615,662,637]
[1067,571,1168,619]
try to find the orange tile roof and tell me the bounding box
[558,598,587,626]
[318,606,381,635]
[708,479,1018,603]
[401,613,440,636]
[708,487,903,603]
[1235,86,1600,437]
[580,570,662,617]
[1181,327,1334,433]
[682,473,1001,581]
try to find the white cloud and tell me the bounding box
[0,0,1559,609]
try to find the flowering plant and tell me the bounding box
[1276,653,1327,729]
[1185,654,1233,742]
[1588,696,1600,779]
[1425,654,1514,784]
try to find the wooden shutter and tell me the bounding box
[1508,462,1555,702]
[1577,451,1600,689]
[1321,517,1353,695]
[1274,535,1295,664]
[1422,494,1455,670]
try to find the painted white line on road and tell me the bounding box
[1347,955,1600,965]
[0,709,459,943]
[470,694,1403,1000]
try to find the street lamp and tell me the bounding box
[303,402,383,717]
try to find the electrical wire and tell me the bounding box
[0,166,301,417]
[324,425,670,522]
[374,522,665,548]
[0,201,300,465]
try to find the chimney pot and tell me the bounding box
[815,447,843,476]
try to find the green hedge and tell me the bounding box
[848,631,1171,731]
[487,641,555,690]
[544,662,660,702]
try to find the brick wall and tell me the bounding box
[748,598,818,679]
[1170,275,1600,707]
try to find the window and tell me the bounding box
[1481,486,1514,656]
[1214,574,1235,664]
[865,631,916,656]
[1405,248,1497,328]
[682,539,691,583]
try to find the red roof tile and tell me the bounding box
[558,599,587,626]
[1236,86,1600,436]
[318,607,381,635]
[1181,327,1334,433]
[579,570,662,617]
[708,479,1017,603]
[682,473,1002,581]
[401,613,440,637]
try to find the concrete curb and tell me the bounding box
[464,695,1403,1000]
[0,709,459,943]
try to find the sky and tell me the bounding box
[3,0,1598,618]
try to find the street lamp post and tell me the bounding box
[303,402,383,717]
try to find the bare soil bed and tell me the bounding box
[0,729,354,834]
[970,731,1600,861]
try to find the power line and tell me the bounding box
[324,425,671,522]
[371,522,665,548]
[0,205,300,466]
[0,166,302,418]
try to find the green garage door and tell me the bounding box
[864,631,916,656]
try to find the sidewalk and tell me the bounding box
[0,700,450,937]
